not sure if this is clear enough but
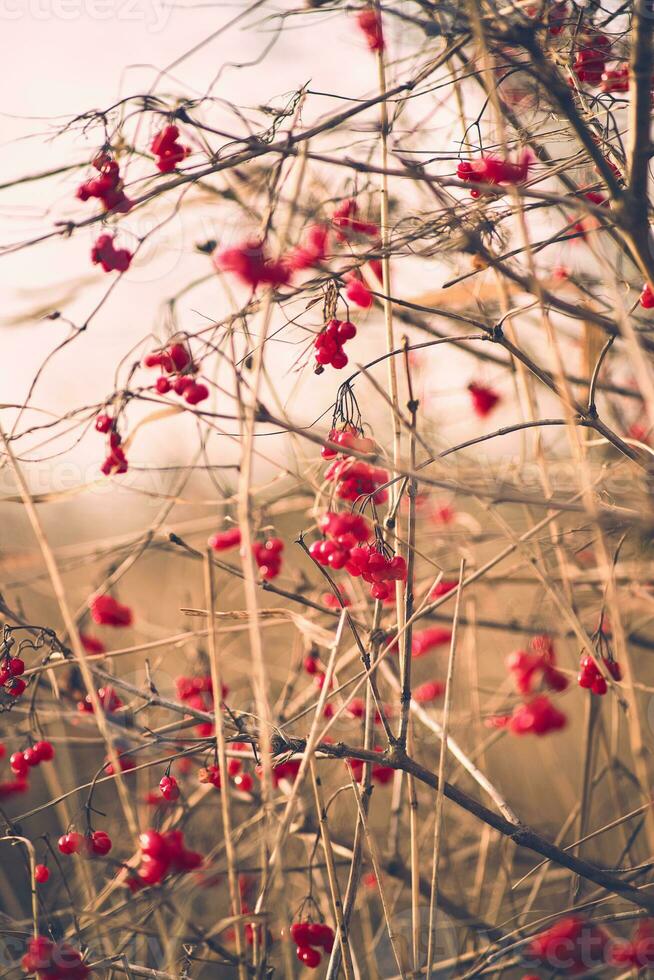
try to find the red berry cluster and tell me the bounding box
[345,544,406,601]
[95,413,129,476]
[348,748,394,785]
[527,916,610,973]
[10,740,54,777]
[356,8,384,51]
[90,593,133,627]
[58,829,112,857]
[176,673,226,737]
[215,239,290,291]
[456,151,530,198]
[488,695,567,736]
[77,152,132,213]
[314,318,357,372]
[578,654,621,696]
[22,936,90,980]
[199,743,253,793]
[332,198,379,241]
[506,635,568,695]
[80,632,105,654]
[324,458,389,505]
[321,425,376,460]
[345,272,373,309]
[78,685,123,714]
[468,381,501,417]
[127,829,202,891]
[600,62,629,93]
[411,627,452,658]
[290,922,335,969]
[151,124,190,172]
[611,920,654,968]
[0,651,26,699]
[91,233,133,274]
[208,528,283,578]
[310,510,371,569]
[252,537,284,580]
[144,342,209,405]
[270,757,301,786]
[572,30,611,86]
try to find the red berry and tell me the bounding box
[296,945,321,968]
[23,748,41,767]
[8,658,24,676]
[58,832,83,855]
[184,381,209,406]
[8,678,26,697]
[160,775,180,801]
[34,864,50,884]
[10,752,28,777]
[232,772,253,793]
[90,831,112,856]
[95,414,113,433]
[156,376,171,394]
[33,740,54,762]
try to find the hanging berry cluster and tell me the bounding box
[127,829,203,891]
[488,695,567,736]
[58,829,112,857]
[290,922,335,969]
[309,511,371,570]
[95,413,128,475]
[143,341,208,405]
[0,648,26,700]
[356,8,384,51]
[77,685,123,714]
[321,425,376,460]
[91,233,133,274]
[468,381,501,417]
[345,543,407,601]
[314,318,357,372]
[89,593,133,627]
[527,916,610,973]
[207,529,285,580]
[456,150,530,198]
[22,937,90,980]
[151,124,190,172]
[199,742,253,794]
[572,30,612,86]
[324,458,389,504]
[578,653,621,696]
[252,537,284,580]
[9,740,54,778]
[77,153,132,213]
[176,673,225,737]
[506,635,568,694]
